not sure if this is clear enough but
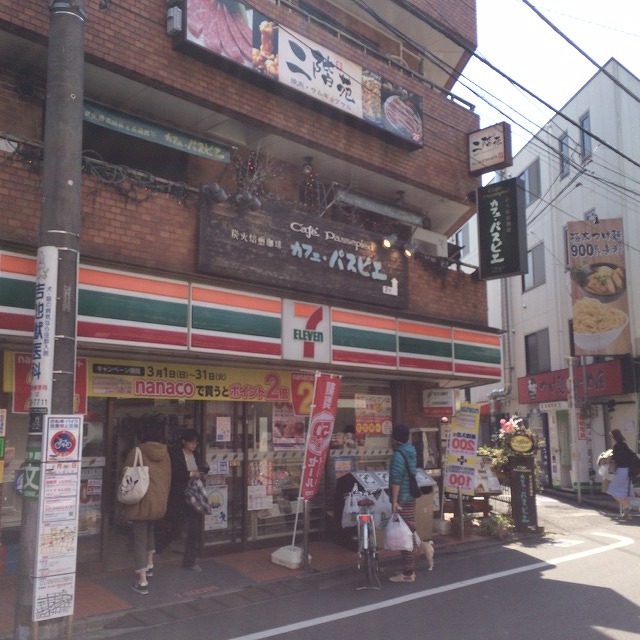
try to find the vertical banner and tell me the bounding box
[477,178,527,280]
[299,372,342,500]
[30,247,59,424]
[567,218,630,356]
[443,403,481,496]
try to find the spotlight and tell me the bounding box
[201,182,228,203]
[381,233,398,249]
[301,156,314,176]
[403,241,418,258]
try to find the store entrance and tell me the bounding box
[104,399,197,572]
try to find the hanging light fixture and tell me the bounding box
[381,233,398,249]
[301,156,314,176]
[403,241,418,258]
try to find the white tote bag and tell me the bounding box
[117,447,150,504]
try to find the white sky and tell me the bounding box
[453,0,640,153]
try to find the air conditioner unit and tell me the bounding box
[410,228,448,258]
[166,6,182,35]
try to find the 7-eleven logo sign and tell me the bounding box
[282,300,331,363]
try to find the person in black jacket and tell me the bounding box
[158,428,209,570]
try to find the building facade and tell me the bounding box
[468,59,640,492]
[0,0,497,574]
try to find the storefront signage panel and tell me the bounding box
[517,357,632,404]
[197,207,408,309]
[282,300,331,363]
[179,0,423,147]
[7,353,87,415]
[83,101,230,162]
[88,358,314,411]
[566,218,631,357]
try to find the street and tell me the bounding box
[84,495,640,640]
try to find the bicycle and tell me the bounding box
[348,488,382,590]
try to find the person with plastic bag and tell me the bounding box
[120,421,170,595]
[158,428,210,571]
[387,423,427,583]
[607,428,636,519]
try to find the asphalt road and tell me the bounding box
[87,495,640,640]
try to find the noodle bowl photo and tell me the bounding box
[572,298,629,351]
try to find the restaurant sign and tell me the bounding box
[477,178,527,281]
[197,206,408,309]
[517,357,633,404]
[177,0,423,147]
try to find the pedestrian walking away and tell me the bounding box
[120,421,171,595]
[607,428,636,519]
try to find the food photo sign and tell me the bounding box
[177,0,423,147]
[567,218,631,357]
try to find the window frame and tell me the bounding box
[579,112,592,160]
[520,158,541,207]
[522,242,546,291]
[559,133,570,178]
[524,328,551,375]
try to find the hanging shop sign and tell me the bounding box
[566,218,631,357]
[468,122,512,176]
[422,388,455,417]
[197,206,408,309]
[477,178,527,281]
[83,101,231,162]
[177,0,423,148]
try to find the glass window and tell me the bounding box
[559,133,570,177]
[522,242,546,291]
[524,328,551,374]
[580,112,592,160]
[520,159,541,207]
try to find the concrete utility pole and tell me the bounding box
[14,1,84,638]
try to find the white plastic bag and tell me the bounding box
[117,447,149,505]
[341,484,360,528]
[373,491,392,528]
[383,513,413,551]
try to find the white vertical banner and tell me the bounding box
[30,246,59,417]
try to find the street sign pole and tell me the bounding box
[14,2,84,638]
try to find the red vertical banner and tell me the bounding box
[299,372,341,500]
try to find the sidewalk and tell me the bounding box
[1,488,616,640]
[0,531,493,640]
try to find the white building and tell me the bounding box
[466,58,640,492]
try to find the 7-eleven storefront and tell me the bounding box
[0,251,500,573]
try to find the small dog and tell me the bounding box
[423,539,434,570]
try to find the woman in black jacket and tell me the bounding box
[160,428,209,570]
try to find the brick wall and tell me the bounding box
[0,0,480,205]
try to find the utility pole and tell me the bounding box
[14,1,84,638]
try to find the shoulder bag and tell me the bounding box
[397,449,422,499]
[117,447,150,504]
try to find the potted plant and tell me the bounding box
[478,415,539,482]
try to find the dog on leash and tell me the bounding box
[423,539,434,570]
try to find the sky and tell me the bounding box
[453,0,640,153]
